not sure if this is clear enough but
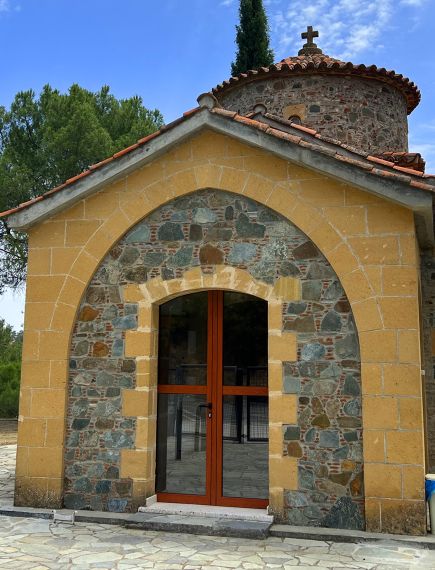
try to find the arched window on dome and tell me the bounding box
[288,115,302,125]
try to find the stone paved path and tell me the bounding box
[1,518,435,569]
[1,445,435,569]
[0,444,15,507]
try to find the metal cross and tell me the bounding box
[302,26,319,46]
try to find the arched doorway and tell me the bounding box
[156,290,269,508]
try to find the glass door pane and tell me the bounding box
[156,393,208,495]
[157,292,210,500]
[222,395,269,498]
[221,292,269,502]
[159,292,208,386]
[222,292,268,386]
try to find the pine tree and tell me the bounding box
[231,0,274,76]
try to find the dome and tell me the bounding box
[213,28,420,154]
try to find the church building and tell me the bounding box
[2,28,435,536]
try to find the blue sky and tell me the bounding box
[1,0,434,328]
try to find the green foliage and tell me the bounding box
[0,363,20,417]
[0,84,164,293]
[0,320,22,417]
[231,0,274,76]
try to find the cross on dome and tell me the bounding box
[302,26,318,45]
[298,26,323,56]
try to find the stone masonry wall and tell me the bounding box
[65,189,364,528]
[421,252,435,473]
[217,75,408,155]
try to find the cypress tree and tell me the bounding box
[231,0,274,76]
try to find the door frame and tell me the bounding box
[156,290,268,508]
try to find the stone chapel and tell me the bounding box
[2,28,435,536]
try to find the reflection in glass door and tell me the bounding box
[156,291,268,507]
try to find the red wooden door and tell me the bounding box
[156,291,268,508]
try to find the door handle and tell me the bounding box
[197,402,212,418]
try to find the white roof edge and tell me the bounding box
[5,108,434,247]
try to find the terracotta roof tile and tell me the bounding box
[367,155,397,167]
[334,154,374,171]
[265,127,302,145]
[213,108,237,119]
[371,168,411,184]
[113,143,140,159]
[299,140,336,157]
[392,164,424,177]
[410,179,433,191]
[1,105,434,221]
[374,151,425,173]
[213,52,420,114]
[231,114,269,131]
[291,124,317,136]
[183,107,200,117]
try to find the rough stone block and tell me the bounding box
[270,457,298,490]
[27,248,51,276]
[51,247,81,275]
[269,395,297,424]
[364,463,402,498]
[65,220,102,246]
[386,431,424,465]
[27,446,64,478]
[399,398,423,430]
[323,205,367,236]
[348,236,400,265]
[269,333,297,362]
[351,299,383,332]
[379,297,419,330]
[125,331,156,358]
[359,330,397,363]
[17,419,45,447]
[30,389,66,419]
[135,418,157,449]
[123,389,155,418]
[25,275,65,303]
[363,396,398,429]
[403,466,425,500]
[272,277,301,301]
[367,204,413,235]
[21,360,50,388]
[382,266,418,296]
[28,220,65,248]
[363,430,385,462]
[120,449,152,479]
[383,364,421,396]
[380,499,426,535]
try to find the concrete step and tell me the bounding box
[0,505,272,540]
[270,523,435,549]
[139,502,273,522]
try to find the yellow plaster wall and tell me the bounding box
[17,129,426,533]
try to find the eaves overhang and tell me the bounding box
[4,107,434,248]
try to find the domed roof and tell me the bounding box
[213,28,420,114]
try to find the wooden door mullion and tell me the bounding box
[213,291,224,506]
[206,291,215,505]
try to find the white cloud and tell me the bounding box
[270,0,393,60]
[220,0,235,6]
[408,139,435,173]
[400,0,426,5]
[0,0,20,13]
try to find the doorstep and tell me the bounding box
[138,501,273,522]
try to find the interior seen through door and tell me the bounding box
[156,291,268,505]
